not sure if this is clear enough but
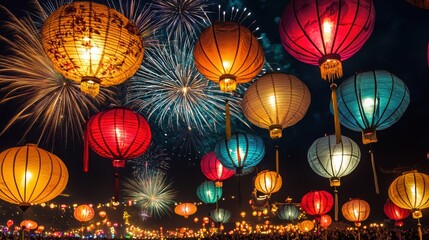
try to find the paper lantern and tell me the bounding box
[383,199,410,227]
[298,220,314,232]
[196,181,222,204]
[74,204,95,223]
[406,0,429,9]
[6,220,13,228]
[342,199,370,227]
[214,133,265,174]
[241,73,311,139]
[174,203,197,218]
[0,144,68,211]
[249,193,270,211]
[200,152,235,187]
[300,190,334,218]
[254,170,282,196]
[41,2,144,97]
[20,220,37,230]
[277,204,300,221]
[99,211,107,218]
[194,21,264,92]
[37,226,45,232]
[319,214,332,229]
[210,208,231,223]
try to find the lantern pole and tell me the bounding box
[417,219,423,240]
[369,146,380,194]
[330,83,342,144]
[225,99,231,140]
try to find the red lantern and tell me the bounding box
[384,199,411,227]
[6,220,13,228]
[85,107,152,200]
[319,214,332,229]
[200,152,235,187]
[301,190,334,219]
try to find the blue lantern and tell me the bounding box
[210,208,232,223]
[277,204,300,221]
[214,133,265,174]
[196,181,222,204]
[335,70,410,145]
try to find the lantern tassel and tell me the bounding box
[418,219,423,240]
[275,145,279,174]
[334,188,338,221]
[330,83,342,144]
[225,99,231,140]
[369,149,380,194]
[83,130,89,172]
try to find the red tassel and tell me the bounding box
[83,130,89,172]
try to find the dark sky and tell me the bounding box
[0,0,428,232]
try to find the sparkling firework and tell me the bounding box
[0,4,115,146]
[123,173,176,218]
[129,144,171,177]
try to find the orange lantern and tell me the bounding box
[174,203,197,218]
[319,215,332,229]
[298,220,314,232]
[342,199,370,227]
[99,211,107,218]
[20,220,38,230]
[254,170,282,196]
[37,226,45,232]
[74,204,95,223]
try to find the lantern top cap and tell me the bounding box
[403,170,418,175]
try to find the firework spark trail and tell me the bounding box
[129,144,171,177]
[122,173,176,218]
[0,5,115,147]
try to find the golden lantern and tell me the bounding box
[0,144,68,211]
[174,203,197,218]
[298,220,314,232]
[241,73,311,139]
[342,199,370,227]
[41,2,144,97]
[74,204,95,223]
[20,220,38,230]
[99,210,107,218]
[37,226,45,232]
[254,170,282,196]
[388,170,429,240]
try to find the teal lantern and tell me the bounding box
[214,133,265,174]
[210,208,232,223]
[277,204,300,221]
[196,181,222,204]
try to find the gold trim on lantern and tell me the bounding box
[219,75,237,92]
[319,54,342,82]
[215,181,223,188]
[81,77,101,97]
[269,124,283,139]
[412,209,423,219]
[362,129,377,144]
[330,177,341,187]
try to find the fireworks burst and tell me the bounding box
[0,5,115,147]
[123,173,176,218]
[129,144,171,177]
[126,35,246,135]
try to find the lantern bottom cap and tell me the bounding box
[219,75,237,92]
[81,77,101,97]
[269,125,283,139]
[319,57,343,82]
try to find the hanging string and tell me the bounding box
[225,99,231,140]
[275,145,279,174]
[334,187,338,221]
[369,146,380,194]
[418,219,423,240]
[330,83,342,144]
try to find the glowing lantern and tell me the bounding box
[319,215,332,229]
[277,204,299,222]
[6,220,13,228]
[335,70,410,193]
[279,0,375,143]
[85,107,152,200]
[249,193,270,211]
[99,211,107,218]
[241,73,311,139]
[37,226,45,232]
[342,199,370,227]
[200,152,235,187]
[174,203,197,218]
[0,144,68,211]
[383,199,410,227]
[406,0,429,9]
[298,220,314,232]
[214,133,265,174]
[193,217,199,223]
[210,209,232,223]
[254,170,282,196]
[300,190,334,219]
[388,171,429,240]
[196,181,222,204]
[74,204,95,223]
[41,2,144,97]
[20,220,37,230]
[202,217,210,224]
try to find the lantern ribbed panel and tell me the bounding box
[277,204,300,221]
[320,214,332,228]
[193,21,265,85]
[86,107,152,161]
[383,199,410,226]
[307,135,360,181]
[388,171,429,215]
[336,70,410,132]
[210,208,231,223]
[196,181,222,204]
[279,0,375,66]
[407,0,429,9]
[174,203,197,218]
[214,133,265,173]
[0,144,68,206]
[241,73,311,138]
[254,170,282,195]
[300,190,334,216]
[342,199,370,225]
[200,152,235,183]
[74,204,95,222]
[298,220,314,232]
[20,220,38,230]
[41,2,143,87]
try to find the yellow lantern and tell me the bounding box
[0,144,68,211]
[174,203,197,218]
[241,73,311,139]
[41,2,144,97]
[342,199,370,227]
[99,210,107,218]
[254,170,282,196]
[298,220,314,232]
[74,204,95,223]
[20,220,38,230]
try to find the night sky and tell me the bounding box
[0,0,428,232]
